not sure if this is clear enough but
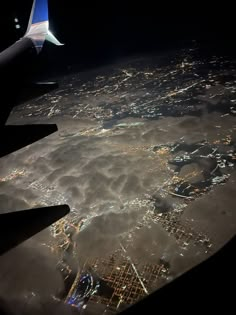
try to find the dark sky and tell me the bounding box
[1,1,235,74]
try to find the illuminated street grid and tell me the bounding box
[67,249,169,312]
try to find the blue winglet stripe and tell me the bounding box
[32,0,48,24]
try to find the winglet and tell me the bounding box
[24,0,64,53]
[46,30,64,46]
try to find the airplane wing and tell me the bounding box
[0,0,64,157]
[0,1,68,255]
[0,124,58,158]
[0,205,70,255]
